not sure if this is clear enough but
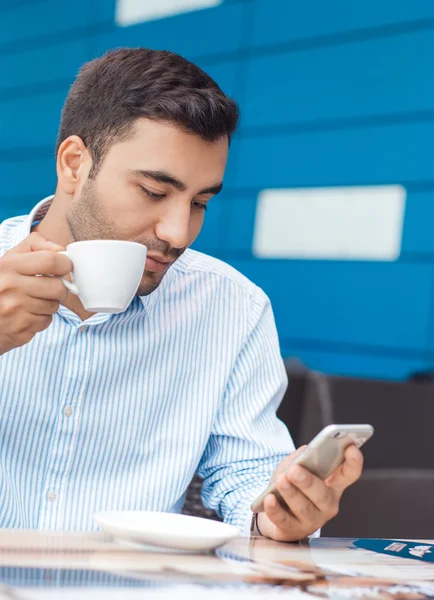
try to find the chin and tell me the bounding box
[136,272,163,297]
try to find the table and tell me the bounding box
[0,531,434,598]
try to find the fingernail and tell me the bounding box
[291,467,306,482]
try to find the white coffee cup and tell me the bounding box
[59,240,147,313]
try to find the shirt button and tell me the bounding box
[78,326,86,333]
[63,406,73,417]
[48,491,57,502]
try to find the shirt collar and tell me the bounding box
[12,195,179,316]
[11,195,54,248]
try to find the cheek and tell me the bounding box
[97,184,154,235]
[117,214,156,241]
[96,171,143,213]
[105,187,140,215]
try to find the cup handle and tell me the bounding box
[58,251,79,296]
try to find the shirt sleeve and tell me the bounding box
[196,286,295,531]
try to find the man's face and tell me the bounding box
[66,119,228,296]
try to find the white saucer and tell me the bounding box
[94,511,240,553]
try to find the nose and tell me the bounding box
[154,202,191,250]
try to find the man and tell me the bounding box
[0,48,363,540]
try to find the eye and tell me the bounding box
[140,186,166,200]
[192,201,208,211]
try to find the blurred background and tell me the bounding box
[2,0,434,383]
[1,0,434,382]
[2,0,434,537]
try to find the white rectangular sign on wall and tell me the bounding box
[116,0,222,26]
[253,185,407,261]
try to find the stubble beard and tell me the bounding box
[66,179,183,297]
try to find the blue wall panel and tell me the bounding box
[250,0,434,49]
[229,259,434,352]
[0,39,91,92]
[0,195,43,224]
[192,197,224,254]
[0,0,102,47]
[193,191,257,256]
[0,90,66,150]
[243,29,434,129]
[198,189,434,259]
[235,123,434,188]
[219,192,257,254]
[1,0,434,379]
[401,191,434,256]
[280,347,431,380]
[0,156,54,203]
[95,2,249,60]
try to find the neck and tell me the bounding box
[32,191,95,322]
[32,191,72,248]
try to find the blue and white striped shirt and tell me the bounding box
[0,197,294,533]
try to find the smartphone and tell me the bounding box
[250,424,374,513]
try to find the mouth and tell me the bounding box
[145,255,174,274]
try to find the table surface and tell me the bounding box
[0,530,434,599]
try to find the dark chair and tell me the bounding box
[298,373,434,470]
[323,468,434,538]
[282,368,434,538]
[277,358,310,447]
[182,474,222,521]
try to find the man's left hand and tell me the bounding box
[257,445,364,542]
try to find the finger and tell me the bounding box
[6,232,64,256]
[287,466,338,516]
[20,274,68,302]
[325,445,364,494]
[271,445,308,481]
[285,445,308,465]
[12,313,53,335]
[27,297,61,316]
[28,315,53,334]
[263,493,303,541]
[9,251,72,277]
[275,474,320,524]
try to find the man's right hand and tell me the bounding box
[0,232,72,356]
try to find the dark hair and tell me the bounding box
[56,48,239,175]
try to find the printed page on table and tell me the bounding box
[2,533,434,598]
[222,536,434,598]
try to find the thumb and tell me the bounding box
[7,232,64,255]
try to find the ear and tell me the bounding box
[56,135,92,195]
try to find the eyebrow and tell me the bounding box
[132,169,223,196]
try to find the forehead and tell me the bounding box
[104,118,229,186]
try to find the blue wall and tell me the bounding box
[1,0,434,380]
